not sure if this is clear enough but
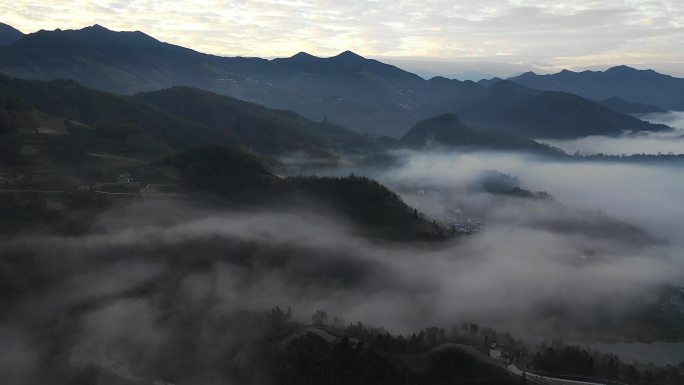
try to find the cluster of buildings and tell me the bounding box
[489,341,515,364]
[415,189,486,234]
[450,217,485,234]
[446,207,485,234]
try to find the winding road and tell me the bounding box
[508,360,629,385]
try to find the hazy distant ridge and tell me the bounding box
[0,24,672,138]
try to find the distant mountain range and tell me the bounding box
[377,57,544,81]
[509,66,684,112]
[0,24,672,138]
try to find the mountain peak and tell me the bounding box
[75,24,160,44]
[476,77,503,87]
[82,24,112,32]
[606,65,637,73]
[333,50,365,60]
[290,51,317,60]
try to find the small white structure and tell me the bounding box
[490,342,513,364]
[118,173,133,183]
[490,342,502,360]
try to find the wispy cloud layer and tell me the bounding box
[2,0,684,70]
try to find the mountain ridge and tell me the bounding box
[0,73,377,159]
[399,113,561,153]
[509,65,684,111]
[0,23,673,138]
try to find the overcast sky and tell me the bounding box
[3,0,684,73]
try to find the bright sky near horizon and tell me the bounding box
[3,0,684,72]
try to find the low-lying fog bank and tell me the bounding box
[3,144,684,381]
[543,111,684,155]
[377,149,684,241]
[578,341,684,366]
[2,199,680,341]
[284,147,684,338]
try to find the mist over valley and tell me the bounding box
[1,10,684,385]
